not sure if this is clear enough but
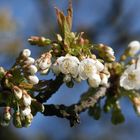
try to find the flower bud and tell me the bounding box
[23,93,32,106]
[0,67,5,76]
[95,60,104,72]
[4,112,11,121]
[56,34,62,42]
[98,44,115,62]
[22,49,31,58]
[0,120,9,127]
[127,40,140,56]
[13,86,23,100]
[24,113,33,127]
[51,62,60,75]
[36,52,52,71]
[28,75,39,85]
[100,73,108,86]
[74,76,82,83]
[13,112,22,128]
[24,57,35,65]
[21,106,31,116]
[28,65,38,75]
[63,75,71,83]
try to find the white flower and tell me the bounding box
[78,58,97,80]
[128,40,140,56]
[95,60,104,72]
[13,86,23,100]
[88,74,101,88]
[24,57,35,65]
[100,73,109,86]
[21,107,31,116]
[28,65,38,75]
[22,49,31,58]
[23,94,32,106]
[28,75,39,85]
[120,64,140,90]
[57,54,80,78]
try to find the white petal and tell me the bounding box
[23,94,32,106]
[100,74,108,86]
[88,74,101,88]
[28,75,39,85]
[24,57,35,65]
[95,60,104,72]
[28,65,38,75]
[51,63,60,75]
[13,86,23,100]
[78,58,97,80]
[21,107,31,116]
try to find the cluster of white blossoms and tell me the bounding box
[120,61,140,90]
[20,49,39,85]
[52,54,110,88]
[120,40,140,90]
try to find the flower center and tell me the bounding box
[128,73,136,81]
[84,64,93,74]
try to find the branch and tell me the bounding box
[42,85,108,126]
[35,74,64,103]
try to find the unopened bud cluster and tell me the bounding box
[19,49,39,85]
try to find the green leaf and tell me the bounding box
[88,103,101,120]
[111,109,125,125]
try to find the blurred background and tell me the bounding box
[0,0,140,140]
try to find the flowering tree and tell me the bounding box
[0,2,140,128]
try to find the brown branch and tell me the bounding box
[35,74,64,103]
[42,86,108,126]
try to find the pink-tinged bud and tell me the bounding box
[36,52,52,71]
[22,49,31,58]
[79,38,84,45]
[13,86,23,100]
[28,65,38,75]
[21,106,31,116]
[22,93,32,106]
[28,75,39,85]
